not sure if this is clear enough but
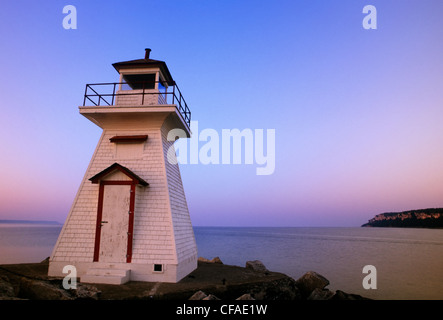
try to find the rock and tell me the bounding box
[0,296,26,300]
[40,257,50,264]
[232,275,301,300]
[0,258,369,300]
[294,271,330,298]
[307,288,334,300]
[189,290,208,300]
[0,273,99,300]
[331,290,369,300]
[198,257,223,264]
[70,283,101,300]
[0,275,15,298]
[211,257,223,264]
[245,260,268,272]
[236,293,255,300]
[189,291,220,300]
[18,278,72,300]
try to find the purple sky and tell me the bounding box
[1,1,443,226]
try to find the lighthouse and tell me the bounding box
[48,49,197,284]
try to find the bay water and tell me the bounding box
[0,223,442,300]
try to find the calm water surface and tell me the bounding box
[1,224,442,300]
[0,223,61,264]
[194,227,443,300]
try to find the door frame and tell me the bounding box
[93,180,136,263]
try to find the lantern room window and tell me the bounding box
[122,73,156,90]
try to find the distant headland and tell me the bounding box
[0,219,61,225]
[362,208,443,228]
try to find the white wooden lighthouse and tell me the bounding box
[48,49,197,284]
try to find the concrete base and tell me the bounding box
[48,256,197,284]
[81,266,131,285]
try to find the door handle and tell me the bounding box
[100,221,108,226]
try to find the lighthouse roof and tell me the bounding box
[89,163,149,186]
[112,49,174,85]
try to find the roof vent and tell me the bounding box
[145,48,151,60]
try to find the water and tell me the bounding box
[0,223,62,264]
[0,224,442,300]
[194,227,443,300]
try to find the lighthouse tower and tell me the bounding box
[48,49,197,284]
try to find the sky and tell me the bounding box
[0,0,443,227]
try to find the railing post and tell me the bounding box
[187,104,191,126]
[112,83,116,106]
[83,84,89,106]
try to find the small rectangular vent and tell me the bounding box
[153,264,163,272]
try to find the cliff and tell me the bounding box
[362,208,443,228]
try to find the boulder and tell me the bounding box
[198,257,223,264]
[232,275,301,300]
[236,293,255,300]
[203,294,220,300]
[189,290,208,300]
[331,290,369,300]
[0,275,15,298]
[18,278,72,300]
[307,288,334,300]
[70,283,101,300]
[211,257,223,264]
[245,260,268,272]
[294,271,329,298]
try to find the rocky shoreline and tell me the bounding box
[0,257,369,300]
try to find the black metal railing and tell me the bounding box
[83,81,191,127]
